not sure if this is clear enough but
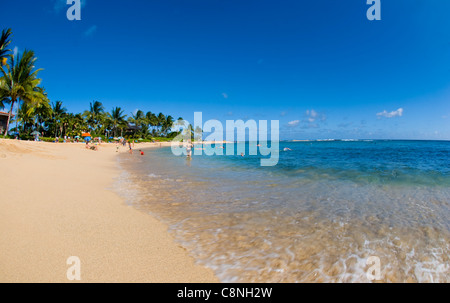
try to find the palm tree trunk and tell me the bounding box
[4,100,15,137]
[15,99,20,137]
[54,118,57,138]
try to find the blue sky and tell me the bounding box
[1,0,450,140]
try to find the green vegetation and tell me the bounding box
[0,28,182,141]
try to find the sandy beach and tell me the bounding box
[0,139,218,282]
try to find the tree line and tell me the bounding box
[0,28,180,140]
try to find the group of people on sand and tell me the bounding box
[85,141,98,151]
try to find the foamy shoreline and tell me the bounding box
[0,139,218,282]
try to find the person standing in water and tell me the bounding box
[186,140,193,158]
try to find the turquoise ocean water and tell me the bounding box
[116,140,449,282]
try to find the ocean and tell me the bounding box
[115,140,450,282]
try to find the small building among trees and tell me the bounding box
[0,111,13,135]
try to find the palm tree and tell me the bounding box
[0,49,45,136]
[0,28,12,110]
[129,109,145,125]
[17,86,51,134]
[128,110,146,138]
[0,28,12,68]
[32,87,52,134]
[161,115,174,136]
[194,126,203,142]
[156,112,166,136]
[83,100,104,134]
[17,101,35,133]
[107,107,127,137]
[52,100,67,138]
[63,113,86,138]
[146,111,158,136]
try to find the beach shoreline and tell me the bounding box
[0,139,219,282]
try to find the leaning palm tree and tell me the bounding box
[0,49,45,136]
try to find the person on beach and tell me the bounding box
[128,140,133,154]
[85,143,98,151]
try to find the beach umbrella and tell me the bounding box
[82,133,91,137]
[84,136,92,142]
[30,131,40,136]
[75,136,80,139]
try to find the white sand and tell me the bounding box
[0,139,218,282]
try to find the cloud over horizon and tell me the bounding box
[306,109,326,123]
[377,108,404,118]
[287,120,300,127]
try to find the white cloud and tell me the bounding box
[377,108,404,118]
[305,109,326,123]
[13,46,18,57]
[222,93,228,99]
[286,109,326,129]
[84,25,97,37]
[288,120,300,127]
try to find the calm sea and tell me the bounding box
[116,140,450,282]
